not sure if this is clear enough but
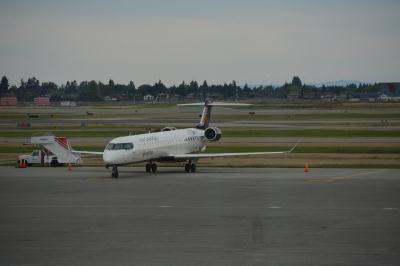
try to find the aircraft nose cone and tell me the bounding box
[103,151,113,164]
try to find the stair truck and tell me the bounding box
[17,135,82,167]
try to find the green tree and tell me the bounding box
[176,81,187,96]
[154,80,167,95]
[137,84,153,97]
[65,80,78,98]
[41,82,58,96]
[199,80,208,100]
[17,77,40,101]
[128,81,136,100]
[292,76,302,86]
[0,75,9,96]
[79,80,101,101]
[26,77,40,99]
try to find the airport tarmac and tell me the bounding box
[0,167,399,265]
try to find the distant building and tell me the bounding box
[104,96,117,101]
[60,101,78,107]
[0,96,17,106]
[33,97,50,106]
[349,93,378,102]
[332,94,348,101]
[379,83,400,97]
[155,93,168,102]
[207,93,223,101]
[302,88,316,99]
[287,87,301,99]
[143,94,154,102]
[169,94,180,102]
[320,92,334,100]
[184,93,195,100]
[377,94,391,102]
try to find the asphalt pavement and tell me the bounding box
[0,167,399,265]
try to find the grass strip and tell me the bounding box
[205,146,400,153]
[223,129,400,138]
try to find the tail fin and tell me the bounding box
[177,101,252,129]
[198,101,212,129]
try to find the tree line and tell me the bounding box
[0,75,379,102]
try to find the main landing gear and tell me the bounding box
[145,162,157,173]
[111,165,119,178]
[184,161,196,173]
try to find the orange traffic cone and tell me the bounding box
[68,164,72,171]
[19,160,23,168]
[22,160,27,168]
[304,163,309,172]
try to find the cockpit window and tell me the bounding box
[106,142,133,150]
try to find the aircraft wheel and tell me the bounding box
[145,163,151,173]
[184,163,190,173]
[111,165,119,178]
[151,163,157,173]
[190,163,196,173]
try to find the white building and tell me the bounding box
[143,94,154,102]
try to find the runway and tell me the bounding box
[0,167,399,265]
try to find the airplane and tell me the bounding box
[73,101,297,178]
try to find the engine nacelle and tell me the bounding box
[204,127,222,142]
[161,127,177,132]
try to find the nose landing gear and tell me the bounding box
[111,165,119,178]
[145,162,157,173]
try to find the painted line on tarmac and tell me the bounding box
[6,205,398,211]
[305,169,387,184]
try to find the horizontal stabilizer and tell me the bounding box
[178,101,253,129]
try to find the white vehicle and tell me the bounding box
[74,102,297,178]
[18,150,59,167]
[18,135,82,167]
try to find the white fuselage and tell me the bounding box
[102,128,206,165]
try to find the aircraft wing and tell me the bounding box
[173,143,298,159]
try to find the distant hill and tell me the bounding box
[306,80,369,87]
[246,80,369,88]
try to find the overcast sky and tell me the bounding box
[0,0,399,86]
